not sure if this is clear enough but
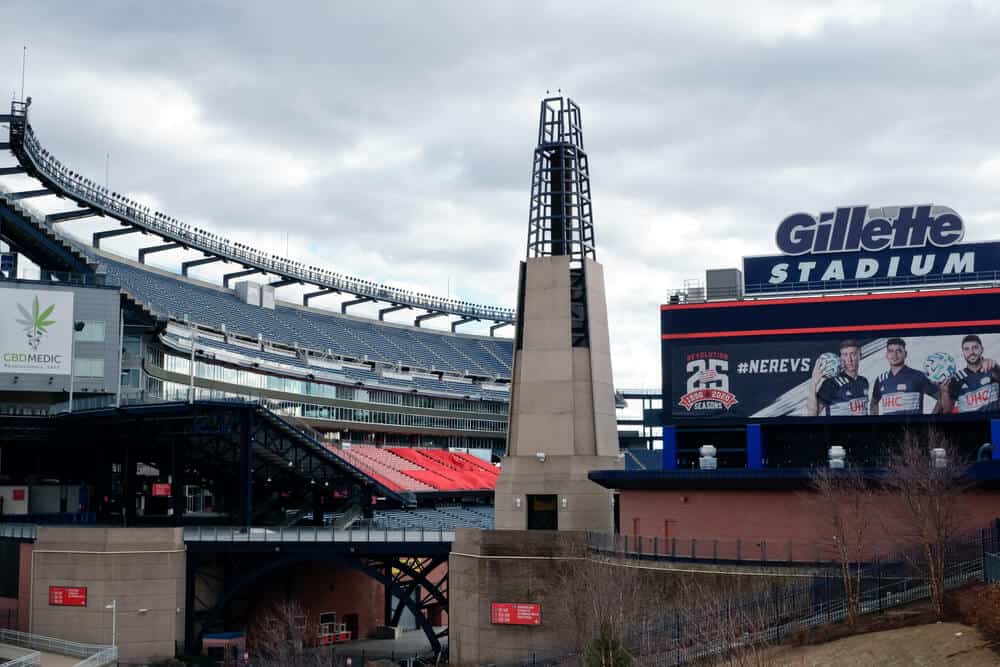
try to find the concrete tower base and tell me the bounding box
[495,255,622,533]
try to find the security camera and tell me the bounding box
[535,452,546,462]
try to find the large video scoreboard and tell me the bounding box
[660,203,1000,468]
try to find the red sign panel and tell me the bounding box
[491,603,541,625]
[11,489,24,501]
[152,483,171,497]
[49,586,87,607]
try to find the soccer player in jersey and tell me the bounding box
[869,338,939,415]
[807,339,869,416]
[938,335,1000,413]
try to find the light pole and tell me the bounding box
[104,599,117,647]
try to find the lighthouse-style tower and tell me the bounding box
[494,97,621,532]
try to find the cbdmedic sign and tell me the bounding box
[0,288,74,375]
[742,205,1000,293]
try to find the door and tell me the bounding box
[527,494,558,530]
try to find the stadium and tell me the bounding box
[0,91,664,664]
[1,89,999,667]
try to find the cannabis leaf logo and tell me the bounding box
[15,296,56,350]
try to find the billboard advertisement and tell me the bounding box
[0,288,74,375]
[670,332,1000,419]
[741,205,1000,294]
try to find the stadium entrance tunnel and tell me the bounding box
[185,542,449,656]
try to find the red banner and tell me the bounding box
[49,586,87,606]
[152,483,171,497]
[491,603,541,625]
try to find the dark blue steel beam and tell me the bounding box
[490,321,513,336]
[138,242,184,264]
[378,304,410,321]
[182,255,223,276]
[303,288,339,306]
[341,296,373,314]
[415,311,446,327]
[7,189,50,200]
[46,208,99,223]
[93,226,141,248]
[451,316,478,332]
[0,142,9,150]
[0,167,25,176]
[223,268,261,288]
[268,277,300,288]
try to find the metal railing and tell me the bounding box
[667,272,1000,304]
[0,525,37,540]
[0,630,116,666]
[591,521,998,567]
[183,525,456,543]
[986,552,1000,583]
[9,102,515,324]
[0,652,40,667]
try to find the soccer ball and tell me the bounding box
[924,352,957,383]
[815,352,843,379]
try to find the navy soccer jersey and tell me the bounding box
[947,367,1000,413]
[871,366,938,415]
[817,373,869,416]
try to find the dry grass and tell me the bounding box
[762,622,995,666]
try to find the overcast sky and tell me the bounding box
[3,1,1000,388]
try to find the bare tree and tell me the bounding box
[881,427,970,618]
[808,465,876,629]
[248,599,324,667]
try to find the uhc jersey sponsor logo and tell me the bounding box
[679,352,738,411]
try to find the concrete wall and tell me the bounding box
[29,527,185,664]
[449,529,589,666]
[619,488,1000,558]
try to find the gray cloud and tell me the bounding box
[3,1,1000,387]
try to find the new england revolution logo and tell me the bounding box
[678,352,738,411]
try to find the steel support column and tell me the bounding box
[46,208,99,223]
[451,317,478,332]
[378,304,410,321]
[341,296,373,314]
[303,288,338,306]
[223,268,262,288]
[94,226,141,248]
[139,242,184,264]
[7,189,50,200]
[490,321,513,336]
[415,311,446,327]
[182,255,223,276]
[239,410,253,528]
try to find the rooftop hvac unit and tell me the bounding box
[706,268,743,300]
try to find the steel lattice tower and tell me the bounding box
[526,97,595,267]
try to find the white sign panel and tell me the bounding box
[0,288,74,375]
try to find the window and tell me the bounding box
[74,321,106,342]
[74,358,105,378]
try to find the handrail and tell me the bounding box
[7,101,515,324]
[0,629,116,665]
[666,272,1000,304]
[182,525,456,543]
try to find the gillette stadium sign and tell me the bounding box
[742,205,1000,294]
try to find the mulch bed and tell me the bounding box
[946,582,1000,653]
